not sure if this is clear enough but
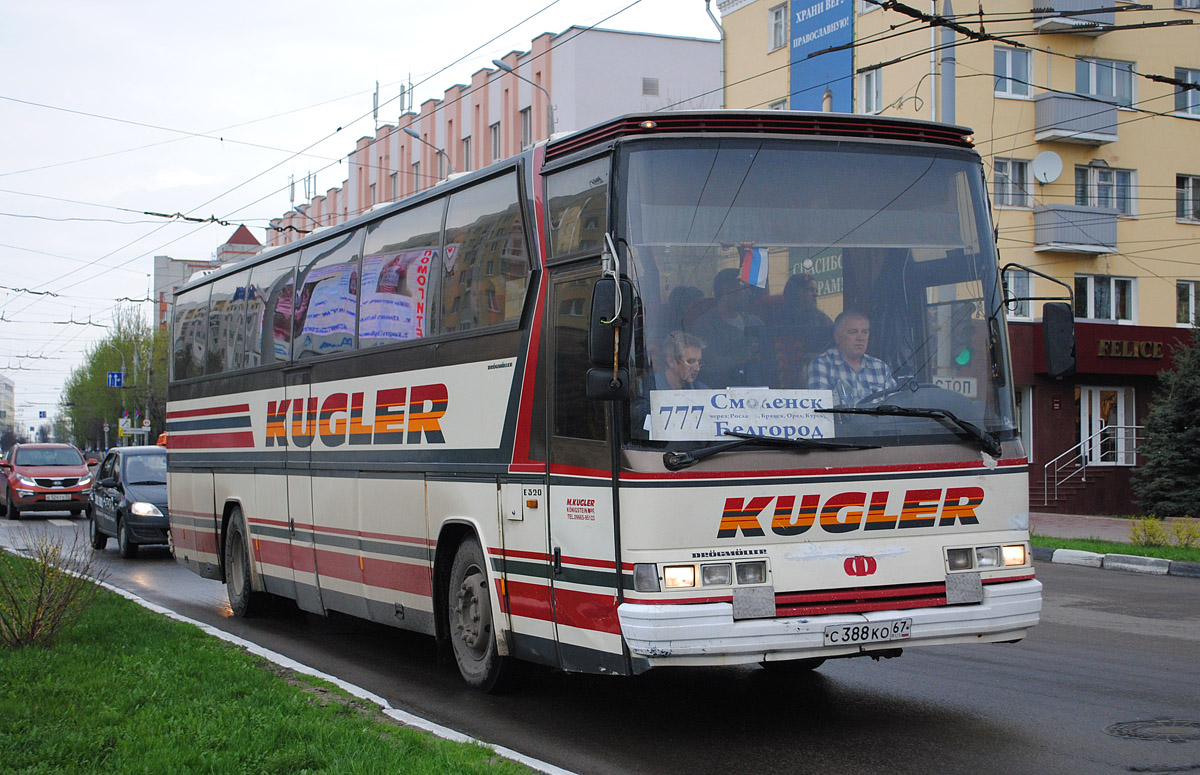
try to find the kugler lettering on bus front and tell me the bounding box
[262,384,448,448]
[714,487,985,538]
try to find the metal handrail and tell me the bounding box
[1042,424,1144,505]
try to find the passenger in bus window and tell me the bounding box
[689,268,764,387]
[807,310,896,404]
[774,273,832,329]
[645,331,709,391]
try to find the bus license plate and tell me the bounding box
[823,619,912,646]
[46,493,72,501]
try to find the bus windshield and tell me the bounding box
[618,138,1017,453]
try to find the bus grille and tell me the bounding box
[775,582,948,617]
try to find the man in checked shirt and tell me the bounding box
[807,310,896,405]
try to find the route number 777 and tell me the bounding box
[658,404,705,431]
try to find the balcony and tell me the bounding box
[1032,0,1114,34]
[1034,205,1118,254]
[1034,93,1118,145]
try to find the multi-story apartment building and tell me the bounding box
[0,374,13,437]
[267,26,722,246]
[718,0,1200,513]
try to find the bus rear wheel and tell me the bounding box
[225,508,270,617]
[447,537,525,693]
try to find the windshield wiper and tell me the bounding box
[663,431,880,471]
[816,405,1003,458]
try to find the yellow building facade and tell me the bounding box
[718,0,1200,513]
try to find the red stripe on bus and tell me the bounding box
[552,587,622,634]
[166,404,251,419]
[168,431,256,449]
[363,555,433,597]
[501,578,553,621]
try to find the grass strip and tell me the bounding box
[0,562,532,775]
[1031,534,1200,564]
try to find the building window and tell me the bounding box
[1179,174,1200,221]
[994,158,1032,207]
[461,136,472,172]
[1075,164,1135,215]
[520,108,532,149]
[369,183,376,207]
[769,4,787,50]
[1075,274,1134,321]
[412,161,421,193]
[768,99,788,110]
[389,172,397,200]
[490,122,501,162]
[994,47,1032,98]
[1177,0,1200,9]
[1005,268,1032,320]
[1177,281,1200,326]
[1177,68,1200,117]
[1076,58,1135,108]
[642,77,660,96]
[860,68,882,114]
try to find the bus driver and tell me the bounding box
[807,310,896,404]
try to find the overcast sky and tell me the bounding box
[0,0,720,433]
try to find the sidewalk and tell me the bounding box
[1028,512,1200,579]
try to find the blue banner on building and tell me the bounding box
[789,0,854,112]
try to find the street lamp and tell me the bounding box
[403,127,452,180]
[491,59,556,136]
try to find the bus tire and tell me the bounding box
[447,536,525,693]
[225,508,269,617]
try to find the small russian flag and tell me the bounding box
[740,246,769,289]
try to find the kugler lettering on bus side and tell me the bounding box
[715,487,985,538]
[262,384,448,447]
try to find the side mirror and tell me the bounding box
[588,277,634,367]
[585,367,632,401]
[99,477,118,489]
[1042,302,1076,378]
[87,458,99,467]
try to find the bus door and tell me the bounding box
[546,268,627,673]
[283,366,324,614]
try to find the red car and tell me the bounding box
[0,443,97,519]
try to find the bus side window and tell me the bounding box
[360,199,446,347]
[245,253,297,367]
[440,172,528,334]
[546,158,609,260]
[293,229,364,360]
[206,269,250,375]
[172,285,209,381]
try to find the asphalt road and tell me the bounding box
[5,515,1199,775]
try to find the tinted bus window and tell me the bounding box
[206,270,249,374]
[547,158,609,259]
[245,254,297,367]
[360,200,445,347]
[441,173,528,333]
[172,286,209,380]
[294,229,364,360]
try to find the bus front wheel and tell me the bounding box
[225,508,270,617]
[447,537,525,693]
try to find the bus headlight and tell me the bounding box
[1003,544,1028,566]
[663,565,696,588]
[701,563,732,586]
[633,563,660,592]
[976,546,1001,568]
[736,561,766,585]
[946,547,973,570]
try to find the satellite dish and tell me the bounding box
[1032,151,1063,185]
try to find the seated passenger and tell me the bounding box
[807,310,896,404]
[774,273,833,329]
[645,331,709,391]
[690,268,764,387]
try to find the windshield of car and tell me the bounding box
[14,447,85,466]
[123,454,167,485]
[616,138,1016,452]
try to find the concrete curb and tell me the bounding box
[1034,545,1198,579]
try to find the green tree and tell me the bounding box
[1133,327,1200,517]
[59,306,168,450]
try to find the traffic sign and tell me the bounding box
[107,371,124,388]
[142,419,151,428]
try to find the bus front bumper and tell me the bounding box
[618,578,1042,667]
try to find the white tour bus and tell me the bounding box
[167,111,1070,691]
